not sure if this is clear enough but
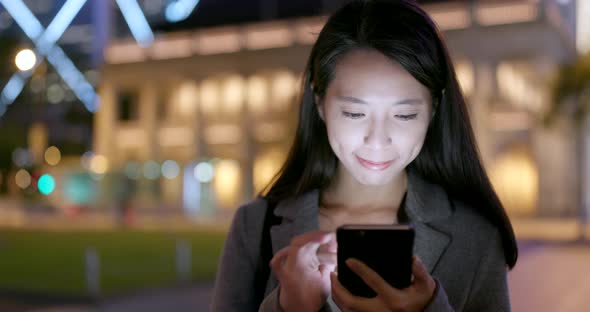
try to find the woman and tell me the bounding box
[212,0,518,311]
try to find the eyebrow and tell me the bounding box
[336,96,424,106]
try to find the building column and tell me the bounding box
[582,115,590,226]
[470,61,495,167]
[94,83,116,162]
[139,82,158,162]
[138,82,159,208]
[242,114,256,200]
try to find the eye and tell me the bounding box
[395,114,418,121]
[342,111,365,119]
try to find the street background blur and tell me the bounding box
[0,0,589,311]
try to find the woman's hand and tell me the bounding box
[270,231,338,312]
[331,256,436,312]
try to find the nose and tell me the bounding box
[364,118,392,149]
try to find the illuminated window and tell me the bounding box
[254,122,287,142]
[578,0,590,53]
[204,124,242,145]
[496,62,544,113]
[271,71,296,112]
[475,2,538,26]
[213,160,242,209]
[247,75,268,114]
[489,144,538,216]
[253,148,287,194]
[245,23,293,50]
[200,79,219,115]
[222,75,245,114]
[454,60,473,97]
[176,81,199,118]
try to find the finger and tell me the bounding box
[291,231,335,248]
[317,251,337,266]
[412,256,436,292]
[319,263,336,275]
[285,232,335,269]
[346,258,392,296]
[270,246,290,277]
[318,236,338,253]
[293,233,335,263]
[330,272,373,312]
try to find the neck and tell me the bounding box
[320,167,408,212]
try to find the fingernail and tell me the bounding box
[346,259,355,268]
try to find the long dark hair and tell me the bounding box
[263,0,517,268]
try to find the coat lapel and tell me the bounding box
[405,170,453,273]
[412,222,451,273]
[270,190,320,256]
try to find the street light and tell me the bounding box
[15,48,37,71]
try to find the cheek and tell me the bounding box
[325,114,365,153]
[396,124,429,156]
[326,124,363,156]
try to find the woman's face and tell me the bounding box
[318,49,433,186]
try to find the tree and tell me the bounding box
[547,53,590,239]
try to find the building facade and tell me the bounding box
[95,0,582,219]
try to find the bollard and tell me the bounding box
[176,239,192,282]
[85,247,100,297]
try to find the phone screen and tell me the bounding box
[336,224,415,298]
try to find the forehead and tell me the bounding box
[328,49,430,100]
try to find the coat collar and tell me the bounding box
[270,170,453,273]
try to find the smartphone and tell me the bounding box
[336,224,415,298]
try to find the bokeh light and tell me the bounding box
[89,155,108,174]
[144,160,161,180]
[81,151,95,170]
[124,161,142,180]
[38,174,55,195]
[15,48,36,71]
[64,173,95,204]
[15,169,31,189]
[194,162,214,183]
[162,160,180,179]
[47,84,65,104]
[12,148,32,167]
[44,146,61,166]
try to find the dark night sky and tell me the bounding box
[152,0,456,32]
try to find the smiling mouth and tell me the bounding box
[355,156,394,171]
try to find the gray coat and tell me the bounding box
[211,171,511,311]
